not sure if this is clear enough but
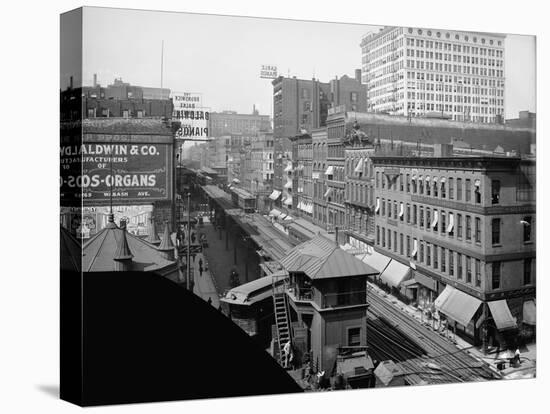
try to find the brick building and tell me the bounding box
[371,154,535,346]
[272,73,367,210]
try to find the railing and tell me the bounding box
[287,283,314,301]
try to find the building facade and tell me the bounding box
[208,109,271,137]
[272,74,367,210]
[312,129,329,229]
[291,133,314,218]
[361,27,506,123]
[371,155,535,346]
[344,143,376,248]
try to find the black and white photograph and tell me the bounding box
[57,4,539,405]
[2,1,546,412]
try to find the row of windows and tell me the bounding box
[376,198,533,245]
[375,227,532,290]
[376,172,494,205]
[405,28,502,47]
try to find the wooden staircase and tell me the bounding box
[272,274,291,367]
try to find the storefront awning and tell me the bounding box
[440,177,446,183]
[269,190,282,200]
[488,300,518,331]
[284,180,292,189]
[283,196,293,206]
[434,285,482,327]
[411,239,418,258]
[379,260,411,288]
[399,202,404,218]
[425,176,431,182]
[284,163,293,172]
[432,176,439,183]
[447,213,454,233]
[474,179,481,187]
[375,198,380,213]
[269,209,282,218]
[354,158,364,174]
[523,300,536,325]
[324,187,333,198]
[325,166,334,176]
[312,172,320,180]
[232,178,240,184]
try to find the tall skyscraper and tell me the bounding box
[361,27,505,123]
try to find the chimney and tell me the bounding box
[114,226,134,271]
[93,73,97,87]
[334,226,339,247]
[69,76,73,89]
[146,215,161,245]
[355,69,362,83]
[157,220,175,261]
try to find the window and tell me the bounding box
[475,217,481,243]
[426,180,431,196]
[382,227,386,247]
[376,172,380,188]
[475,259,481,287]
[492,218,501,245]
[426,244,431,266]
[524,258,532,285]
[137,110,144,118]
[523,216,532,242]
[433,181,438,197]
[449,250,454,276]
[400,233,404,255]
[347,327,361,347]
[382,175,385,189]
[393,201,398,219]
[87,108,96,118]
[466,257,472,283]
[492,262,501,289]
[441,212,446,235]
[457,214,463,238]
[388,229,392,249]
[475,184,481,204]
[466,215,472,240]
[406,236,411,257]
[406,204,411,223]
[433,245,438,269]
[457,178,462,200]
[381,199,385,216]
[419,207,424,227]
[122,109,130,118]
[406,174,410,192]
[457,253,463,279]
[419,242,424,263]
[441,247,446,272]
[413,205,417,225]
[350,92,358,102]
[394,231,398,252]
[491,180,500,204]
[376,226,380,245]
[101,108,110,117]
[441,181,446,198]
[465,179,471,202]
[432,209,438,232]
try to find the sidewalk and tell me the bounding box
[191,251,220,309]
[367,281,536,379]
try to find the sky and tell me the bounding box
[73,7,536,119]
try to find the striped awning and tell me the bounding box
[488,300,518,331]
[269,190,282,200]
[435,285,482,327]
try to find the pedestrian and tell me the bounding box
[199,265,203,277]
[198,258,203,268]
[207,297,212,305]
[514,348,521,365]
